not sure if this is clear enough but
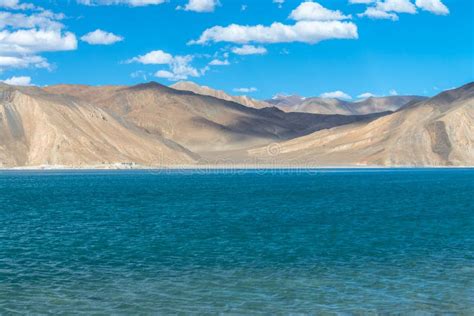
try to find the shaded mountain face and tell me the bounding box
[249,83,474,167]
[171,81,270,109]
[45,82,385,156]
[267,95,427,115]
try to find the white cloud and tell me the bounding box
[233,87,257,93]
[0,0,35,10]
[231,45,267,55]
[155,70,178,80]
[190,21,358,45]
[128,50,174,64]
[0,29,77,55]
[357,92,377,99]
[0,0,21,8]
[358,0,419,21]
[389,89,398,96]
[349,0,376,3]
[273,0,284,8]
[0,55,49,70]
[77,0,166,6]
[168,55,203,80]
[289,1,351,21]
[415,0,449,15]
[0,10,76,67]
[1,75,32,86]
[358,7,399,20]
[359,0,449,19]
[81,29,123,45]
[320,90,352,100]
[0,5,76,72]
[153,58,204,81]
[130,70,148,80]
[376,0,417,13]
[129,50,204,81]
[0,11,65,30]
[179,0,220,12]
[190,2,358,47]
[208,58,229,66]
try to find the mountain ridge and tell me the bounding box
[1,81,472,168]
[0,84,196,168]
[45,82,385,154]
[249,82,473,166]
[168,81,428,116]
[171,81,270,109]
[268,94,428,115]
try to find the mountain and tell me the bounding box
[0,83,196,168]
[249,83,474,167]
[1,81,471,168]
[45,82,384,156]
[267,94,307,108]
[268,95,427,115]
[351,95,428,114]
[275,97,350,114]
[171,81,269,109]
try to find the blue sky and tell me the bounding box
[0,0,472,99]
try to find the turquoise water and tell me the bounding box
[0,169,473,314]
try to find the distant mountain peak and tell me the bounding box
[171,81,270,109]
[129,81,170,91]
[271,94,304,100]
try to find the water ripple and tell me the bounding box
[0,170,473,313]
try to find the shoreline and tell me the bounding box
[1,164,473,171]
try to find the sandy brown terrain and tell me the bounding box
[249,83,474,167]
[1,81,472,168]
[171,81,270,109]
[0,84,195,168]
[269,95,427,115]
[45,82,382,154]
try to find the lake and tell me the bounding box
[0,169,473,313]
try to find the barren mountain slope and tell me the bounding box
[269,95,426,115]
[280,97,352,115]
[171,81,270,109]
[351,96,427,114]
[249,83,474,166]
[0,84,196,167]
[267,95,306,108]
[46,82,386,154]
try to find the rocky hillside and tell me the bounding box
[45,82,383,154]
[171,81,270,109]
[269,95,427,115]
[0,81,471,168]
[250,83,473,166]
[0,84,195,168]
